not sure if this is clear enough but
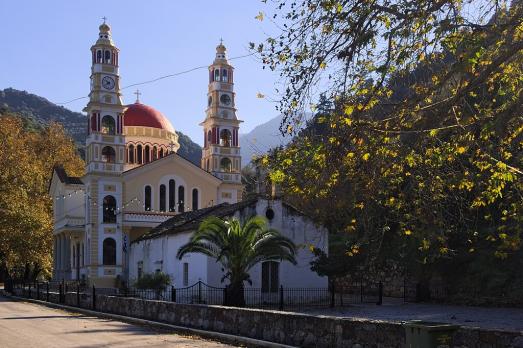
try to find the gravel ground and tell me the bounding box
[297,297,523,331]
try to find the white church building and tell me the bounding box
[49,21,328,290]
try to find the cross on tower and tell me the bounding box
[219,38,223,45]
[102,16,107,24]
[134,89,142,103]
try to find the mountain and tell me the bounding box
[239,113,310,166]
[0,88,202,165]
[0,88,87,144]
[176,131,201,165]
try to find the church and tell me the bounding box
[50,22,328,290]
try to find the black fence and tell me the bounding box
[5,279,384,310]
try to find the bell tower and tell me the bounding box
[200,41,243,202]
[82,20,126,286]
[200,41,243,203]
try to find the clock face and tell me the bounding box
[102,76,115,90]
[220,94,231,106]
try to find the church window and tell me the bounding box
[261,261,279,293]
[128,145,135,164]
[183,263,189,286]
[222,69,228,82]
[159,184,166,212]
[104,50,111,64]
[101,146,116,163]
[207,130,212,145]
[208,96,212,107]
[220,157,232,172]
[159,148,164,158]
[102,238,116,265]
[102,195,117,223]
[152,146,158,160]
[214,69,220,82]
[145,145,151,163]
[168,179,176,212]
[144,186,152,211]
[101,115,115,135]
[96,50,102,63]
[192,188,199,211]
[178,186,185,213]
[206,159,210,171]
[137,144,143,164]
[220,129,232,147]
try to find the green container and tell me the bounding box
[404,321,460,348]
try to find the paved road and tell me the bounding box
[0,296,236,348]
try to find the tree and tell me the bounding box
[134,272,171,300]
[254,0,523,301]
[177,216,297,307]
[0,112,84,281]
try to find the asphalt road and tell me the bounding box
[0,296,236,348]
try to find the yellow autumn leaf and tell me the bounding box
[404,229,412,236]
[362,153,370,161]
[255,11,264,21]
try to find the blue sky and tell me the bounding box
[0,0,280,145]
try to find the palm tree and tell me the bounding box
[177,215,297,307]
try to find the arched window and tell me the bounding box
[159,148,164,158]
[144,186,152,211]
[222,69,228,82]
[207,130,212,145]
[137,144,143,164]
[101,146,116,163]
[220,129,232,146]
[206,159,210,171]
[159,184,166,212]
[192,188,199,211]
[178,186,185,213]
[214,69,220,81]
[128,145,135,164]
[220,157,232,172]
[168,179,175,212]
[101,115,115,135]
[104,50,111,64]
[102,238,116,265]
[96,50,102,63]
[102,195,117,223]
[145,145,150,163]
[152,146,157,160]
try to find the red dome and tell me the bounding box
[124,102,175,133]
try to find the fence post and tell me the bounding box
[171,286,176,302]
[377,282,383,305]
[59,284,63,303]
[92,285,96,310]
[330,281,335,308]
[223,287,227,306]
[198,281,202,304]
[360,281,364,303]
[77,282,80,307]
[279,285,284,311]
[46,282,49,302]
[28,283,32,299]
[36,282,40,300]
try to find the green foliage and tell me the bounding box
[177,216,296,306]
[134,272,171,290]
[256,0,523,299]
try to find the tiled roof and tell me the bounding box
[132,197,259,244]
[54,166,83,185]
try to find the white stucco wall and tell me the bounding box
[129,198,329,290]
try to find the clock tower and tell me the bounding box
[200,42,243,203]
[82,21,126,286]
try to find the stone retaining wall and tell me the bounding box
[11,288,523,347]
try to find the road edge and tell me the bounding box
[1,293,296,348]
